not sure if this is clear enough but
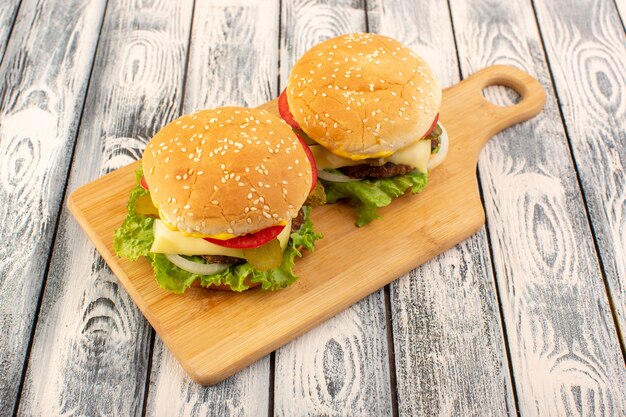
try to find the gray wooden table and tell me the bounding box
[1,0,625,415]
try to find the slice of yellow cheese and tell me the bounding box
[311,139,432,174]
[150,220,292,257]
[389,139,431,174]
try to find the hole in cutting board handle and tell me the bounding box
[482,85,522,106]
[465,65,546,134]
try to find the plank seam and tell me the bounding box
[445,0,463,83]
[530,0,626,358]
[10,1,111,415]
[383,285,399,417]
[276,0,283,93]
[0,0,23,68]
[268,352,276,417]
[365,3,397,414]
[140,330,156,417]
[476,170,521,417]
[179,0,197,114]
[270,2,281,414]
[363,0,370,33]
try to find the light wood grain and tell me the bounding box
[273,1,393,415]
[279,0,367,88]
[0,0,105,415]
[0,0,20,62]
[147,336,269,417]
[533,0,626,344]
[68,65,546,386]
[368,1,517,415]
[449,0,626,415]
[274,298,391,416]
[144,1,280,415]
[16,1,194,416]
[615,0,626,29]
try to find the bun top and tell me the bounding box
[286,33,441,160]
[142,107,312,236]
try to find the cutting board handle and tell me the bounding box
[442,65,546,159]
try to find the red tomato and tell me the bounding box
[278,89,301,130]
[140,175,149,190]
[423,113,439,137]
[295,133,317,192]
[204,225,286,249]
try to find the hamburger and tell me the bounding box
[278,33,448,226]
[114,107,321,293]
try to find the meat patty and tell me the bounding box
[202,254,245,265]
[291,207,305,231]
[340,162,415,179]
[431,135,441,152]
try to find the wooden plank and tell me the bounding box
[448,0,626,415]
[144,1,279,414]
[368,1,517,415]
[273,1,393,414]
[15,1,194,416]
[0,0,105,415]
[0,0,20,61]
[533,0,626,343]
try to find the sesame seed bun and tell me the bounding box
[286,33,441,160]
[142,107,312,236]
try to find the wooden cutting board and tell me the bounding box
[68,65,545,385]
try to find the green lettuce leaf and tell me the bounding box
[322,170,428,227]
[113,172,154,261]
[198,205,322,292]
[146,253,200,293]
[114,171,321,293]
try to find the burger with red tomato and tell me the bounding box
[278,33,448,226]
[114,107,321,293]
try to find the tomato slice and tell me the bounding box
[204,225,286,249]
[140,175,149,190]
[295,133,317,192]
[423,113,439,138]
[278,89,301,130]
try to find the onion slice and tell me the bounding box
[165,254,229,275]
[317,169,363,183]
[428,124,449,171]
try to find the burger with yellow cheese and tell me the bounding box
[278,33,448,226]
[114,107,321,293]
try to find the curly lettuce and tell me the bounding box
[322,170,428,227]
[114,171,321,293]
